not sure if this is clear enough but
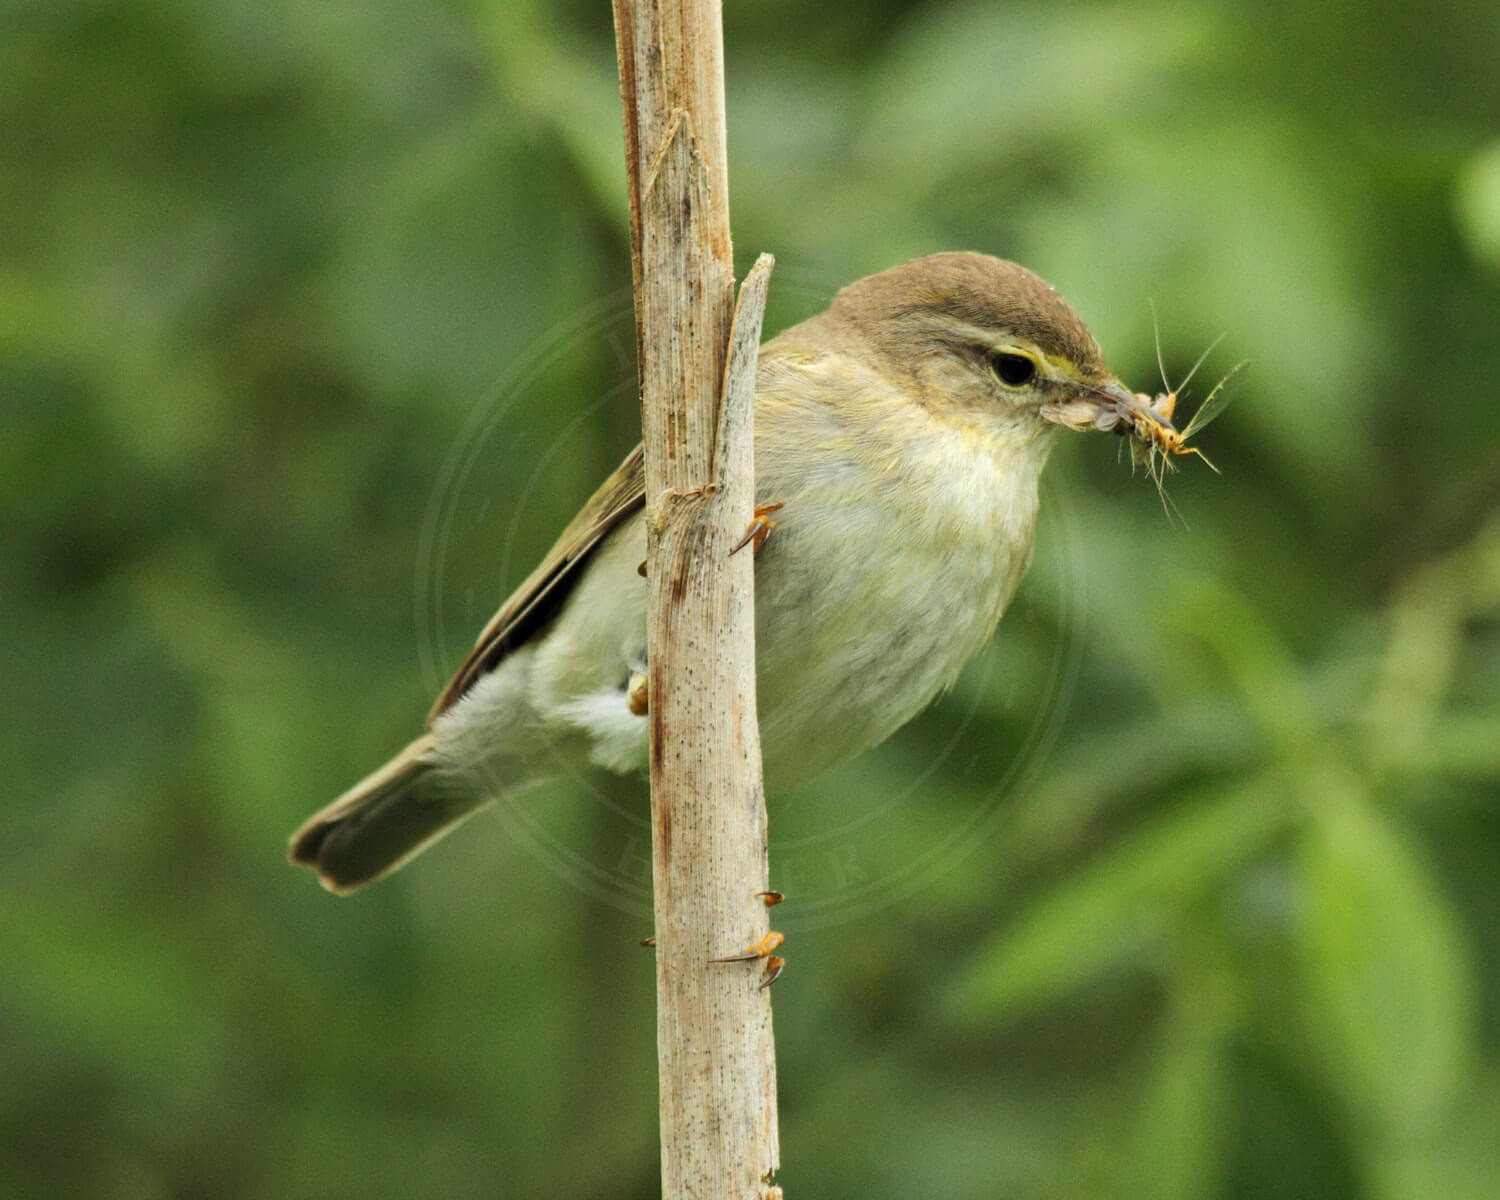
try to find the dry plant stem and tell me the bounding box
[612,1,781,1196]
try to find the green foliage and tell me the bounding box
[948,783,1289,1024]
[1298,792,1474,1129]
[4,0,1499,1196]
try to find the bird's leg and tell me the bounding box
[711,889,787,987]
[712,930,786,990]
[730,501,785,556]
[714,930,784,962]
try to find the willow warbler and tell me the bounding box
[290,252,1157,892]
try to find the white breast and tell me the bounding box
[752,399,1048,788]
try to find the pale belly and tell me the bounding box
[752,464,1037,788]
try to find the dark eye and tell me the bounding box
[990,352,1036,387]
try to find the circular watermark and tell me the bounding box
[413,264,1089,926]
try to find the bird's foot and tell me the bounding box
[648,895,787,985]
[712,929,786,989]
[730,501,785,556]
[713,930,784,962]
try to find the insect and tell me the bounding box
[1097,326,1246,523]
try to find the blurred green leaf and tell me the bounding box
[1129,950,1237,1200]
[1455,139,1500,270]
[861,2,1214,176]
[1367,1068,1500,1200]
[1395,712,1500,780]
[1163,575,1319,757]
[948,782,1287,1023]
[1297,793,1477,1127]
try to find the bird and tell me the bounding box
[289,251,1158,894]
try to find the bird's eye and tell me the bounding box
[990,352,1037,387]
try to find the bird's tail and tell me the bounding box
[288,735,486,893]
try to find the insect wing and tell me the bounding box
[1180,360,1247,441]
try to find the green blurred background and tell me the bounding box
[6,0,1500,1195]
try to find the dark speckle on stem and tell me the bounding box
[654,791,672,864]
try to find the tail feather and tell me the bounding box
[289,735,485,893]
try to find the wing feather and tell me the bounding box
[427,443,645,721]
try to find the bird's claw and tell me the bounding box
[730,501,785,556]
[711,929,784,963]
[712,929,786,988]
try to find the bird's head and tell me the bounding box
[826,252,1156,445]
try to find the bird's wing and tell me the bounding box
[427,443,645,722]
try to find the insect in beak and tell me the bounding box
[1043,353,1243,527]
[1096,381,1172,434]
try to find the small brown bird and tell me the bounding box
[290,252,1158,893]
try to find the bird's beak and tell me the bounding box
[1040,378,1171,435]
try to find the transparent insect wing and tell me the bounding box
[1180,359,1248,441]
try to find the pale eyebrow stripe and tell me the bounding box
[910,316,1083,378]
